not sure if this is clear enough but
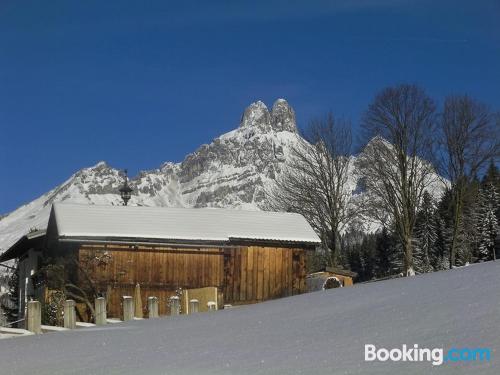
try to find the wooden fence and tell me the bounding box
[0,286,224,339]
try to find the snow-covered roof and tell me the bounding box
[0,229,46,262]
[50,203,321,245]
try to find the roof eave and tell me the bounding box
[57,235,320,249]
[0,230,46,262]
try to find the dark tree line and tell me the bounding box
[342,163,499,281]
[271,84,499,280]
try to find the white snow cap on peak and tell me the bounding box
[91,161,109,169]
[364,135,393,150]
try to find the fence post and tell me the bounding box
[122,296,134,321]
[63,300,76,329]
[207,301,217,311]
[95,297,107,325]
[134,283,143,319]
[169,296,180,315]
[148,297,159,319]
[189,299,199,314]
[26,300,42,334]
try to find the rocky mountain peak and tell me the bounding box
[93,161,109,169]
[239,99,297,134]
[3,98,446,257]
[240,100,271,131]
[271,99,297,133]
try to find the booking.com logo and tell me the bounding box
[365,344,492,366]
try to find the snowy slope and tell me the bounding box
[0,261,498,374]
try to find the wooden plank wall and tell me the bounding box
[77,243,308,317]
[78,244,224,318]
[223,246,307,305]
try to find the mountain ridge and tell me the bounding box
[0,98,446,255]
[0,99,306,252]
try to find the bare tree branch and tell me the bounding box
[356,84,438,276]
[266,113,356,266]
[437,95,500,267]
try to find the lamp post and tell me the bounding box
[119,169,133,206]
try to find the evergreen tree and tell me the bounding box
[482,161,500,227]
[476,183,499,261]
[437,183,480,267]
[342,231,380,282]
[433,214,450,270]
[414,191,437,273]
[343,228,402,281]
[436,189,455,265]
[482,160,500,191]
[341,230,363,279]
[374,227,400,277]
[344,243,364,280]
[457,177,483,265]
[359,235,377,280]
[455,217,473,265]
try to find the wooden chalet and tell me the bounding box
[0,203,320,320]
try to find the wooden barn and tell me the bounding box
[0,203,320,320]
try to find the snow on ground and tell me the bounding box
[1,262,498,374]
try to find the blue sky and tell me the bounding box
[1,0,499,213]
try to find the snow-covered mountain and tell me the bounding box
[0,99,308,253]
[0,98,446,256]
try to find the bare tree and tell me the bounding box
[438,95,499,268]
[356,84,438,276]
[267,114,355,266]
[39,255,100,323]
